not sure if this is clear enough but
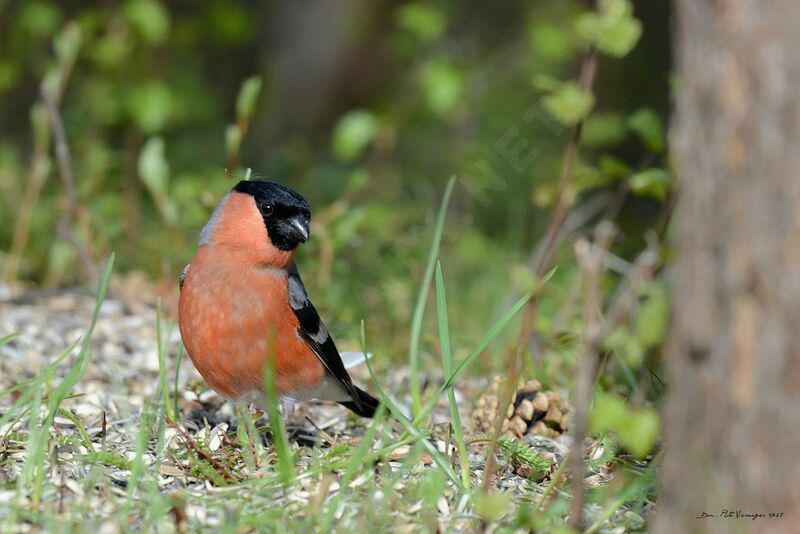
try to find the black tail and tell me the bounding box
[339,386,380,418]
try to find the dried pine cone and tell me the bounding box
[472,378,571,439]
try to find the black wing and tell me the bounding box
[287,261,376,415]
[179,264,189,290]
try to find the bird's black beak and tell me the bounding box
[283,215,310,245]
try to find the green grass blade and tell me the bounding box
[15,253,114,511]
[155,299,175,422]
[435,261,471,490]
[172,343,184,421]
[362,321,463,489]
[412,291,532,428]
[235,405,259,472]
[0,337,80,431]
[409,176,456,416]
[6,374,46,527]
[262,330,295,485]
[142,410,170,530]
[0,332,20,345]
[57,408,93,451]
[320,400,387,531]
[125,400,153,508]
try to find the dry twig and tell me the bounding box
[568,223,614,529]
[41,86,98,286]
[481,46,599,492]
[176,425,238,484]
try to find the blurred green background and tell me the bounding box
[0,0,671,380]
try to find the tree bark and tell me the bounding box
[655,1,800,533]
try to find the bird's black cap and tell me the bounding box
[233,180,310,211]
[233,180,311,250]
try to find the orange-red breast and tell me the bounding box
[178,180,378,417]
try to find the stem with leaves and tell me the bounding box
[480,46,599,494]
[517,46,598,359]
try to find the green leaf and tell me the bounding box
[91,31,132,68]
[629,168,671,200]
[531,74,562,93]
[475,492,512,522]
[124,0,170,44]
[421,58,464,115]
[0,60,20,91]
[599,155,630,179]
[573,163,609,194]
[40,66,61,101]
[590,392,660,458]
[604,326,648,373]
[225,124,241,160]
[635,284,668,349]
[138,137,169,198]
[127,81,173,133]
[528,21,576,63]
[628,108,665,153]
[581,112,628,148]
[576,0,642,58]
[332,110,379,162]
[591,392,627,432]
[542,81,595,126]
[54,22,82,67]
[235,76,262,119]
[603,326,629,352]
[532,184,556,208]
[622,338,645,368]
[396,2,447,42]
[19,1,62,37]
[620,409,660,458]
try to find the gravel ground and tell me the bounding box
[0,281,648,532]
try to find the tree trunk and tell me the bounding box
[655,1,800,533]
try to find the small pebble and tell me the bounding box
[532,392,549,414]
[516,399,534,420]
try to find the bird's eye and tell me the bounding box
[263,204,274,216]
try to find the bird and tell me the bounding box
[178,179,379,418]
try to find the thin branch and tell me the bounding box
[41,86,98,286]
[176,425,238,484]
[597,242,660,343]
[479,46,599,491]
[568,222,614,530]
[516,46,599,359]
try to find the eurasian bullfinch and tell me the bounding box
[178,180,379,418]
